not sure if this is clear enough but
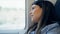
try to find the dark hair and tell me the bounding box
[25,1,56,34]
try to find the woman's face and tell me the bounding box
[29,5,43,23]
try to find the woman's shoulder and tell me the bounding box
[41,23,60,34]
[47,25,60,34]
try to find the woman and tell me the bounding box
[25,1,60,34]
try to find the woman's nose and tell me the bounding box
[29,11,32,14]
[29,11,32,16]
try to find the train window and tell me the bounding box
[0,0,25,30]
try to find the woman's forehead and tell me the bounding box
[32,5,40,8]
[32,5,37,8]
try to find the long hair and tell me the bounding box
[25,1,56,34]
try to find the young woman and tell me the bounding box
[25,1,60,34]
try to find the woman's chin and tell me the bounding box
[31,18,38,23]
[31,20,37,23]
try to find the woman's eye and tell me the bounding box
[32,7,34,10]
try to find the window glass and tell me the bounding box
[0,0,25,30]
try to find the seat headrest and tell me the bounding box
[55,0,60,21]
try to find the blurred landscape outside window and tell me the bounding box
[0,0,25,30]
